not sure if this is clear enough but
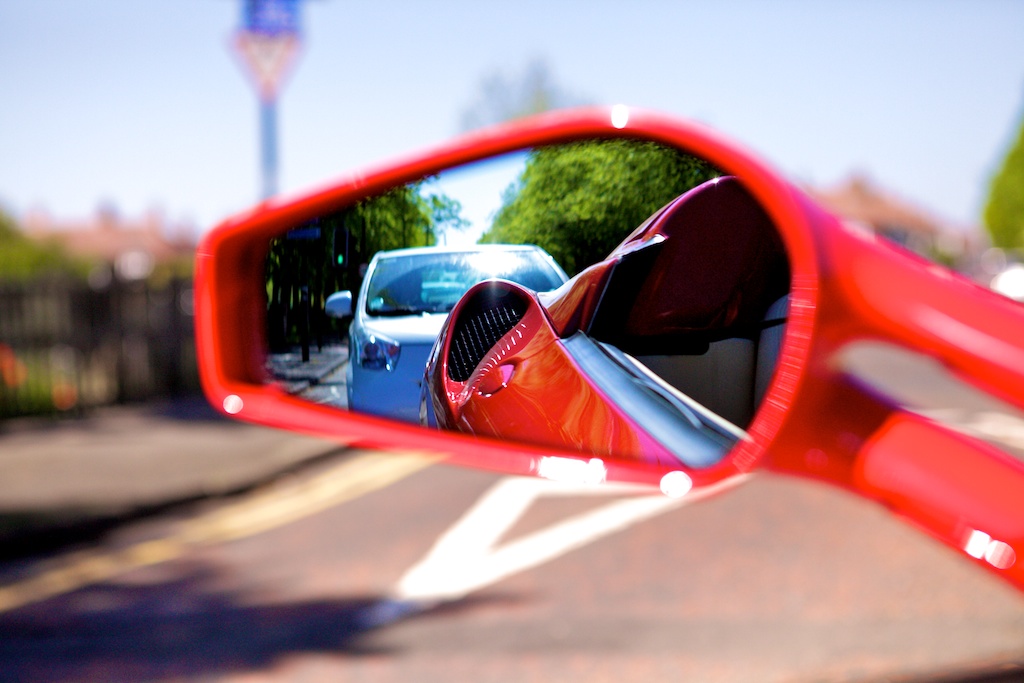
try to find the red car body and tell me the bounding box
[194,107,1024,591]
[427,175,789,471]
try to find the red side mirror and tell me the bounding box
[195,106,1024,590]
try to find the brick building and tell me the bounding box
[805,174,978,268]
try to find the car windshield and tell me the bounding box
[364,249,563,316]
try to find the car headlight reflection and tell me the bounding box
[357,331,401,371]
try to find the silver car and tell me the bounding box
[326,245,568,424]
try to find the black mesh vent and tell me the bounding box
[447,288,529,382]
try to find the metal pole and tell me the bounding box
[260,98,278,199]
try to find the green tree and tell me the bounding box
[326,181,466,280]
[480,140,719,274]
[264,181,468,349]
[985,107,1024,250]
[428,192,470,240]
[0,209,88,281]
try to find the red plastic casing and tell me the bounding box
[195,107,1024,590]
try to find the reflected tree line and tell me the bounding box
[265,141,719,353]
[481,139,718,273]
[265,182,466,353]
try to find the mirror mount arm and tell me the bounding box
[856,410,1024,587]
[763,350,1024,590]
[761,203,1024,591]
[771,370,1024,591]
[822,217,1024,412]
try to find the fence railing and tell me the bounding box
[0,277,199,419]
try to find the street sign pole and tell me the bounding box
[260,99,278,199]
[231,0,303,200]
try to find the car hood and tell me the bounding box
[359,313,449,345]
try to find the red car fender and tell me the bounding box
[430,282,687,469]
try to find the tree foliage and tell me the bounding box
[480,140,720,274]
[0,209,88,281]
[264,181,467,349]
[985,108,1024,251]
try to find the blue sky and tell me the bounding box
[1,1,1022,236]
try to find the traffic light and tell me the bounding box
[333,227,349,269]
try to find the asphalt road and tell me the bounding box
[2,457,1023,682]
[2,345,1024,682]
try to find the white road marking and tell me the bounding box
[395,474,747,604]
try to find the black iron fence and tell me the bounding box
[0,277,199,419]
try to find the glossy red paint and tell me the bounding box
[428,279,686,468]
[429,177,784,472]
[194,106,1024,590]
[538,261,614,337]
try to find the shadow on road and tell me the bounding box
[874,666,1024,683]
[0,564,522,682]
[142,396,230,423]
[0,445,349,563]
[0,561,1019,683]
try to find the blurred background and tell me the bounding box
[3,5,1024,681]
[1,0,1023,419]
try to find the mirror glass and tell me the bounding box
[263,139,791,470]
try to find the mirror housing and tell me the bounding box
[196,106,1024,589]
[195,106,817,491]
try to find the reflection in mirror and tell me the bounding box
[263,139,791,470]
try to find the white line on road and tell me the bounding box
[394,475,748,604]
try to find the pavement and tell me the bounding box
[0,395,345,560]
[267,343,350,409]
[265,343,348,395]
